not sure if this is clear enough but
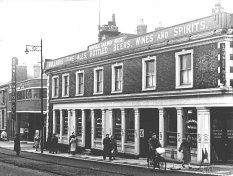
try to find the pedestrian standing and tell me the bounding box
[68,132,75,153]
[51,133,58,154]
[14,134,20,156]
[110,136,118,160]
[179,135,193,169]
[103,134,111,160]
[34,134,40,151]
[47,133,52,153]
[69,135,77,155]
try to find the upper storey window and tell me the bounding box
[76,70,84,96]
[94,67,103,94]
[62,73,69,97]
[176,50,193,89]
[112,63,123,93]
[142,56,156,91]
[52,76,59,98]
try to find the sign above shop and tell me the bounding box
[45,13,233,70]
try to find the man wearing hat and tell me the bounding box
[148,133,161,162]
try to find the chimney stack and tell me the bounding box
[137,19,147,35]
[212,0,224,14]
[112,14,116,26]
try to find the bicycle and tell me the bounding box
[147,147,166,171]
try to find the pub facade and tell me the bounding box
[45,12,233,164]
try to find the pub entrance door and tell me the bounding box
[211,108,233,163]
[140,108,159,157]
[85,110,92,149]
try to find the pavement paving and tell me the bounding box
[0,140,233,176]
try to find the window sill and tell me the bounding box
[75,94,84,97]
[142,87,156,91]
[176,84,193,89]
[93,92,103,95]
[62,95,69,98]
[111,90,123,94]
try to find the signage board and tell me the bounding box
[45,13,232,70]
[11,57,18,120]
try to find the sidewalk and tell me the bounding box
[0,141,232,176]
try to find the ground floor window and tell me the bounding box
[55,110,60,134]
[113,109,121,140]
[125,109,135,142]
[184,108,197,148]
[62,110,68,135]
[165,108,177,146]
[76,110,82,137]
[95,109,102,139]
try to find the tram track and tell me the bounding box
[0,148,133,176]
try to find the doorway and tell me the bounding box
[85,110,92,149]
[211,108,233,163]
[140,108,159,157]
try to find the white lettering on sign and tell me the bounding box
[174,20,206,37]
[113,41,131,52]
[135,34,153,46]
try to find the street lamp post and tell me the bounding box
[25,39,44,153]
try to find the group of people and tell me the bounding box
[103,134,118,160]
[147,132,193,169]
[47,133,59,154]
[13,130,193,169]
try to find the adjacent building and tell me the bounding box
[44,11,233,164]
[0,83,8,136]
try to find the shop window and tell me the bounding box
[142,56,156,91]
[125,109,135,142]
[112,63,123,93]
[63,110,68,135]
[26,89,32,99]
[2,110,4,129]
[165,108,177,146]
[76,71,84,96]
[32,88,40,99]
[94,67,103,94]
[55,110,60,134]
[62,74,69,97]
[175,50,193,89]
[76,110,82,137]
[184,108,197,148]
[95,109,102,139]
[52,76,59,98]
[113,109,121,141]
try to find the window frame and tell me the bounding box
[175,49,194,89]
[142,56,157,91]
[111,63,123,93]
[76,70,84,96]
[93,66,104,95]
[52,76,59,98]
[62,73,69,97]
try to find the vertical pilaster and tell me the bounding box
[134,108,140,155]
[159,108,165,147]
[81,109,86,147]
[60,109,63,143]
[197,107,211,163]
[53,110,56,134]
[109,109,113,136]
[101,109,106,146]
[67,109,71,142]
[176,107,184,160]
[91,109,95,148]
[72,109,76,135]
[121,108,126,153]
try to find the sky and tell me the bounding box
[0,0,233,84]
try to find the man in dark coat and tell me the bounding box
[14,134,20,156]
[179,135,193,168]
[148,133,161,162]
[51,133,58,154]
[103,134,111,160]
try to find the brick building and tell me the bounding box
[44,12,233,164]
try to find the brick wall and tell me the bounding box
[51,42,219,99]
